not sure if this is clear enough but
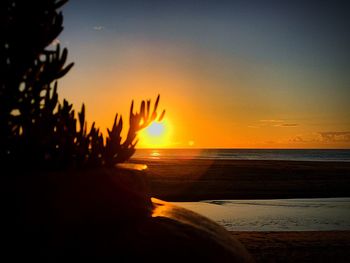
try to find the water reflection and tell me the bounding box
[116,163,148,171]
[174,198,350,231]
[150,150,160,159]
[151,198,169,218]
[134,148,209,160]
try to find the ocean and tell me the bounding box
[134,148,350,162]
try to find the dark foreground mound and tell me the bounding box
[0,165,253,262]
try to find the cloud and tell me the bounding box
[289,131,350,144]
[319,132,350,142]
[93,26,104,31]
[256,119,299,128]
[289,132,323,143]
[259,119,284,123]
[274,123,299,127]
[290,136,305,143]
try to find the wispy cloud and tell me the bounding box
[93,26,105,31]
[255,119,299,128]
[289,131,350,144]
[274,123,299,127]
[259,119,284,123]
[319,132,350,142]
[290,136,306,143]
[289,133,321,143]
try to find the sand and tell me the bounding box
[133,159,350,201]
[231,231,350,263]
[132,159,350,262]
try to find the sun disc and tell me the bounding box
[138,119,172,148]
[147,122,164,137]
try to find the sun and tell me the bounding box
[147,122,165,137]
[138,119,172,148]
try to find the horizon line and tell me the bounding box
[135,147,350,150]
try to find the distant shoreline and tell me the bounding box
[132,159,350,201]
[135,148,350,150]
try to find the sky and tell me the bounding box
[57,0,350,148]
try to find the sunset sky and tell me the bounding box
[58,0,349,148]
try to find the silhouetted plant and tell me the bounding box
[0,0,165,171]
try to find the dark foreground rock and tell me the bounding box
[0,165,253,262]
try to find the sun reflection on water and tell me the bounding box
[150,150,161,159]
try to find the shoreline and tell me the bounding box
[173,198,350,232]
[131,159,350,201]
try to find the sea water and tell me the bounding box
[174,198,350,231]
[134,149,350,162]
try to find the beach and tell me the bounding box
[133,157,350,262]
[231,231,350,263]
[133,159,350,201]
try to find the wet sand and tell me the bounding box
[231,231,350,263]
[133,159,350,201]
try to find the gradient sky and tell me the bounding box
[57,0,350,148]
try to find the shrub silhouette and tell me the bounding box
[0,0,165,171]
